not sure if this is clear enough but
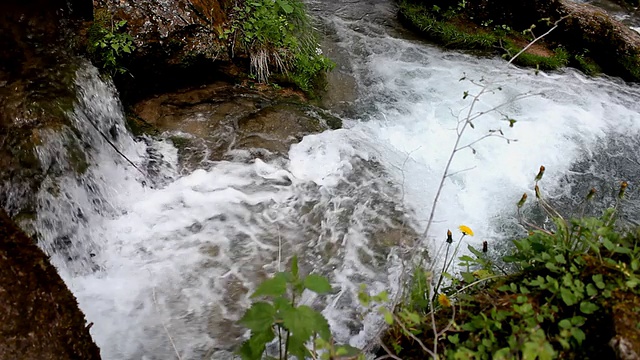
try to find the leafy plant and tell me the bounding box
[380,167,640,359]
[87,15,135,76]
[238,256,362,360]
[221,0,334,94]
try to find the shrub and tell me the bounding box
[87,13,135,76]
[222,0,335,94]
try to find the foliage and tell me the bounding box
[502,43,570,71]
[237,256,363,360]
[399,0,575,73]
[87,14,135,76]
[379,171,640,359]
[399,1,497,50]
[220,0,335,94]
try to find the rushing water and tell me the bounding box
[29,1,640,359]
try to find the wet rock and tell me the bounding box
[93,0,238,101]
[0,210,101,359]
[408,0,640,81]
[131,82,340,171]
[556,0,640,80]
[0,0,88,218]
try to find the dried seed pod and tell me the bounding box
[618,181,628,199]
[517,193,528,208]
[535,165,546,182]
[446,229,453,244]
[535,185,541,199]
[482,241,488,253]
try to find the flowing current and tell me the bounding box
[32,1,640,359]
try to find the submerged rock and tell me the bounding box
[131,82,342,172]
[0,210,101,359]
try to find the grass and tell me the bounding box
[399,0,575,73]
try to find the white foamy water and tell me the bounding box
[31,6,640,360]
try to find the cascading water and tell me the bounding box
[27,1,640,359]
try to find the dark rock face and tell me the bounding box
[0,210,101,360]
[411,0,640,81]
[0,0,89,218]
[93,0,239,101]
[557,0,640,80]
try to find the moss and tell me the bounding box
[399,2,498,51]
[168,136,192,152]
[574,54,602,76]
[399,0,640,80]
[503,42,570,70]
[64,137,89,174]
[125,111,158,136]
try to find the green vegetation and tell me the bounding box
[87,12,135,76]
[238,173,640,359]
[398,0,600,75]
[378,175,640,359]
[220,0,334,94]
[237,256,361,360]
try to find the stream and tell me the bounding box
[27,0,640,359]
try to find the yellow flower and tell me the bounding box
[437,293,451,308]
[459,225,474,237]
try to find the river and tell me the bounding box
[31,0,640,359]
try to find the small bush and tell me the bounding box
[379,176,640,359]
[87,13,135,75]
[222,0,334,94]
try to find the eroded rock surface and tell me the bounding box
[131,82,342,172]
[0,210,101,360]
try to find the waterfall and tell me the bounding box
[25,3,640,360]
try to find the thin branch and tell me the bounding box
[507,16,569,65]
[393,313,436,358]
[375,341,403,360]
[444,166,477,178]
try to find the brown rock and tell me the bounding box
[0,210,101,360]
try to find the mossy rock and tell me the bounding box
[398,0,640,81]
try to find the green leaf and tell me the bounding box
[558,319,571,329]
[304,274,332,294]
[560,287,577,306]
[335,344,361,357]
[592,274,605,289]
[380,308,394,325]
[461,271,475,283]
[586,283,598,297]
[579,301,599,315]
[571,327,586,344]
[602,238,615,251]
[252,272,288,298]
[239,302,275,332]
[282,305,325,341]
[287,333,311,359]
[238,328,275,360]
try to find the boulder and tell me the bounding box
[405,0,640,81]
[0,210,101,360]
[92,0,239,101]
[0,0,88,218]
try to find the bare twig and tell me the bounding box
[375,341,403,360]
